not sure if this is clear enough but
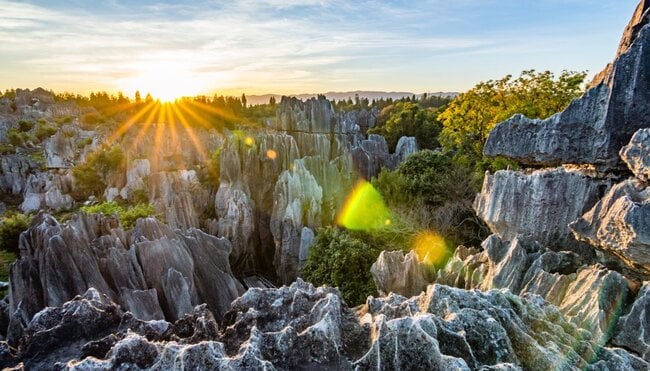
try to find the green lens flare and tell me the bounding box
[336,180,392,231]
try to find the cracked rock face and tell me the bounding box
[620,128,650,183]
[570,180,650,277]
[371,250,433,298]
[473,167,610,253]
[7,212,243,345]
[3,280,647,370]
[483,14,650,168]
[613,282,650,362]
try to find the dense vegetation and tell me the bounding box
[438,70,586,171]
[0,213,31,255]
[72,145,126,199]
[303,70,587,302]
[302,227,382,306]
[80,201,159,230]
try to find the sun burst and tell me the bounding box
[122,61,204,102]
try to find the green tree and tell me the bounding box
[438,70,586,171]
[369,101,441,151]
[302,227,381,306]
[72,145,125,199]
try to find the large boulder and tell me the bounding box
[474,167,610,252]
[620,128,650,182]
[570,179,650,277]
[44,131,75,169]
[371,250,433,297]
[483,9,650,168]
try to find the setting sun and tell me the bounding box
[121,61,205,102]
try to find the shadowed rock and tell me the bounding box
[620,128,650,183]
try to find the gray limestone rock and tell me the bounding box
[620,128,650,183]
[371,250,433,297]
[570,179,650,277]
[474,167,610,253]
[484,20,650,168]
[7,212,242,340]
[613,282,650,361]
[44,131,75,169]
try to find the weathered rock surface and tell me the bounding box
[484,16,650,168]
[620,128,650,182]
[4,279,646,370]
[614,282,650,361]
[150,170,209,230]
[435,234,632,346]
[44,131,75,169]
[474,167,610,253]
[371,250,433,297]
[7,212,243,343]
[570,179,650,277]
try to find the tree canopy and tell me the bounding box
[438,69,587,170]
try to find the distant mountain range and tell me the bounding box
[244,91,459,106]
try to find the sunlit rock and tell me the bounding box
[570,179,650,277]
[370,250,433,297]
[620,128,650,183]
[44,130,75,169]
[474,167,610,253]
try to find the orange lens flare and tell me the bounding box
[412,230,452,267]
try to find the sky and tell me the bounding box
[0,0,640,98]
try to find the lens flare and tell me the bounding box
[336,180,392,231]
[413,230,452,267]
[266,149,277,159]
[244,136,254,146]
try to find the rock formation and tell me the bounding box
[6,212,243,346]
[1,280,647,369]
[484,6,650,168]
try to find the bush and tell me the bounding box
[0,213,31,255]
[7,129,23,146]
[72,145,125,199]
[372,150,489,248]
[82,112,104,127]
[17,119,34,132]
[35,123,58,141]
[0,250,17,282]
[302,227,381,306]
[368,101,441,151]
[81,201,157,230]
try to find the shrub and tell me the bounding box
[302,227,381,306]
[7,129,23,146]
[0,250,17,282]
[35,123,58,141]
[72,145,125,199]
[0,213,31,255]
[81,201,157,230]
[17,119,34,132]
[82,112,104,127]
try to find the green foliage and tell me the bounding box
[35,122,58,141]
[55,116,73,125]
[302,227,381,306]
[82,112,105,127]
[0,213,31,255]
[17,119,35,132]
[7,129,34,146]
[72,145,125,199]
[372,150,488,247]
[368,101,441,151]
[0,249,17,282]
[81,201,157,230]
[75,137,93,149]
[208,148,221,184]
[438,69,587,171]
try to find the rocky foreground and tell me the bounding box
[0,1,649,370]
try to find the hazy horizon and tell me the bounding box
[0,0,639,100]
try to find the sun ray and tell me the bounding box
[128,103,160,155]
[187,99,248,126]
[173,103,209,162]
[106,101,157,145]
[176,100,217,130]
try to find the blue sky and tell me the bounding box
[0,0,639,97]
